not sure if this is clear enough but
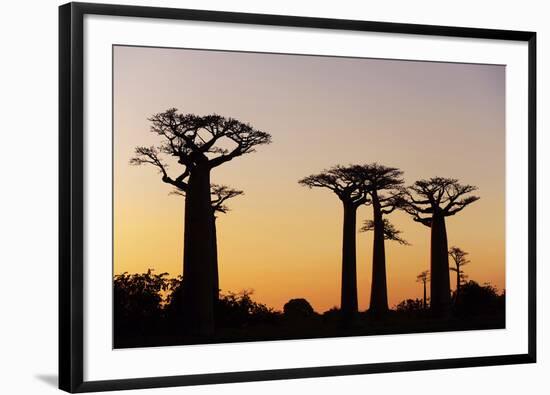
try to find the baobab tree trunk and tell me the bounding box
[182,164,215,336]
[369,195,389,314]
[429,214,451,316]
[341,202,358,317]
[211,215,219,303]
[423,280,427,309]
[455,265,460,302]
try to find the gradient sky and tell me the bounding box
[113,45,505,312]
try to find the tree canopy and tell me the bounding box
[130,108,272,190]
[298,165,371,206]
[402,177,480,227]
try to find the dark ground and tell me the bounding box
[114,276,505,349]
[114,309,505,349]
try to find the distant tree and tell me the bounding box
[402,177,479,316]
[299,166,371,316]
[354,163,405,315]
[448,246,470,301]
[416,270,430,309]
[172,184,244,302]
[131,108,271,335]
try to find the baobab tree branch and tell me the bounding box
[130,146,165,170]
[298,175,340,192]
[130,146,190,189]
[442,184,478,212]
[298,166,371,200]
[445,195,480,216]
[170,184,244,214]
[360,218,410,245]
[210,184,244,214]
[412,215,432,227]
[174,168,190,184]
[208,127,271,168]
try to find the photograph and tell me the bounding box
[113,45,506,348]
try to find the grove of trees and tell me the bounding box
[130,108,486,336]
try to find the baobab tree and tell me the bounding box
[416,270,430,309]
[172,184,244,302]
[402,177,479,316]
[299,165,371,317]
[131,108,271,335]
[360,217,409,313]
[448,246,470,301]
[354,163,405,315]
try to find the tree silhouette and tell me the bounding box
[416,270,430,309]
[402,177,479,315]
[448,246,470,301]
[172,184,244,302]
[299,165,371,316]
[360,219,409,245]
[354,164,405,315]
[131,108,271,335]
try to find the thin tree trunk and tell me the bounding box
[182,164,215,336]
[212,215,219,302]
[423,280,427,309]
[455,263,460,302]
[429,214,451,316]
[369,194,389,314]
[341,202,358,316]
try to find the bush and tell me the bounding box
[283,298,315,319]
[395,298,425,313]
[113,269,170,335]
[455,281,504,316]
[216,290,281,327]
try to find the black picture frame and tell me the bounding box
[59,2,537,393]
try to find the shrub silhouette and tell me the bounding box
[113,269,170,334]
[454,281,503,317]
[113,271,504,348]
[164,282,280,328]
[216,290,281,328]
[283,298,315,319]
[395,298,425,313]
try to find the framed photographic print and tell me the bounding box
[59,2,536,393]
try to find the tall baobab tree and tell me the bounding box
[416,270,430,309]
[360,217,409,313]
[210,185,243,302]
[354,163,405,315]
[448,246,470,301]
[131,108,271,335]
[299,165,371,317]
[172,184,244,302]
[402,177,479,316]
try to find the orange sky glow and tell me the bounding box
[113,45,505,313]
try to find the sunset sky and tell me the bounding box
[113,45,505,312]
